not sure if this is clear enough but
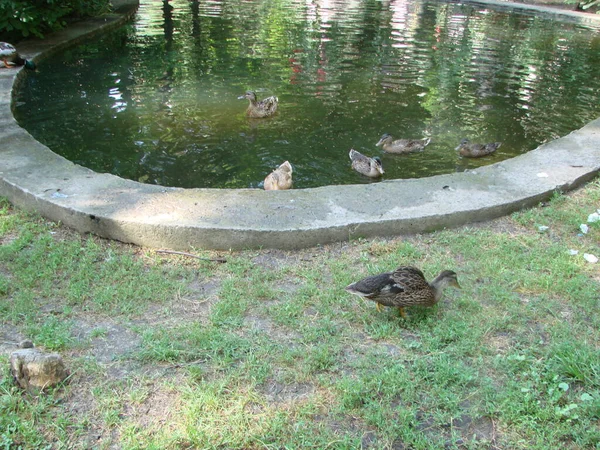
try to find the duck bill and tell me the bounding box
[237,95,246,100]
[375,139,384,147]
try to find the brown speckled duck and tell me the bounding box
[238,91,278,118]
[263,161,293,190]
[345,266,460,318]
[376,134,430,154]
[455,139,501,158]
[349,149,384,178]
[0,42,35,70]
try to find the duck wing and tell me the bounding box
[349,149,368,162]
[345,271,401,299]
[264,169,292,190]
[260,96,278,112]
[390,266,435,304]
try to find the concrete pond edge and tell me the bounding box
[1,1,599,250]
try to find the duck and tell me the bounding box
[455,139,501,158]
[349,149,384,178]
[238,91,278,118]
[345,266,461,318]
[376,134,430,154]
[263,161,293,190]
[0,42,36,70]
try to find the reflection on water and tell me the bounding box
[14,0,600,188]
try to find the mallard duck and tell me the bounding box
[376,134,430,154]
[238,91,278,118]
[0,42,36,70]
[455,139,501,158]
[345,266,460,318]
[349,149,384,178]
[264,161,293,190]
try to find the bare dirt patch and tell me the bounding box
[244,314,302,346]
[485,331,512,355]
[125,383,182,433]
[72,319,141,365]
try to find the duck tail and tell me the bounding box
[423,138,431,147]
[281,161,292,173]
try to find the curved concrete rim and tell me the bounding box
[1,1,599,251]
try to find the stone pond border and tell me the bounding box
[1,1,599,250]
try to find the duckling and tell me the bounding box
[376,134,430,154]
[0,42,36,70]
[238,91,278,118]
[345,266,460,318]
[264,161,293,190]
[455,139,501,158]
[349,149,384,178]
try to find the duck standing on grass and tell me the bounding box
[455,139,501,158]
[349,149,384,178]
[0,42,36,70]
[345,266,461,318]
[238,91,278,118]
[263,161,293,190]
[376,134,430,154]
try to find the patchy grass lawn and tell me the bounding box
[1,179,599,449]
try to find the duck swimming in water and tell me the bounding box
[376,134,430,154]
[0,42,36,70]
[263,161,293,190]
[349,149,384,178]
[455,139,501,158]
[238,91,279,118]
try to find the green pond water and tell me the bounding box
[14,0,600,188]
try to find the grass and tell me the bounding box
[0,179,599,449]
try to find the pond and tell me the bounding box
[13,0,600,189]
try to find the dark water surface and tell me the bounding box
[14,0,600,188]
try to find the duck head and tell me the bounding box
[372,156,384,174]
[455,138,469,150]
[376,134,392,147]
[238,91,257,101]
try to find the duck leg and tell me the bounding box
[2,59,13,68]
[397,307,407,318]
[376,303,383,312]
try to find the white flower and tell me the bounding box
[580,224,589,234]
[568,249,579,256]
